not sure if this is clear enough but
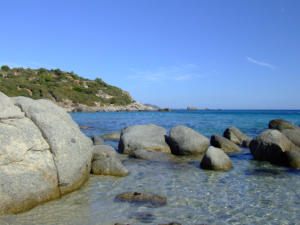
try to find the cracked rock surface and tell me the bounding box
[0,92,93,215]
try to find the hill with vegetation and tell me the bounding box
[0,65,134,107]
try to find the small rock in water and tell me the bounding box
[91,136,103,145]
[200,146,232,170]
[129,149,178,162]
[115,192,167,207]
[129,212,155,223]
[101,132,121,141]
[80,126,89,130]
[91,145,129,176]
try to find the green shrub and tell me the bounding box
[1,65,10,71]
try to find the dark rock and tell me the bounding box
[115,192,167,207]
[118,124,171,154]
[223,126,252,147]
[92,136,103,145]
[101,132,121,141]
[200,146,232,170]
[269,119,299,131]
[210,134,242,153]
[168,125,209,155]
[129,149,178,162]
[158,108,172,112]
[249,129,295,164]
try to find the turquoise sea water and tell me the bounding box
[2,110,300,225]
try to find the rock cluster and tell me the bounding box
[250,119,300,168]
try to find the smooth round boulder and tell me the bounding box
[249,129,295,164]
[92,145,129,177]
[210,134,242,153]
[223,126,252,147]
[269,119,299,131]
[118,124,171,154]
[200,146,232,170]
[168,125,209,155]
[129,149,179,162]
[115,192,167,207]
[101,132,121,141]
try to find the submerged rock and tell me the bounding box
[200,146,232,170]
[249,129,295,164]
[210,134,242,153]
[223,126,252,147]
[0,93,93,215]
[168,125,209,155]
[92,136,104,145]
[129,149,178,162]
[101,132,121,141]
[91,145,129,177]
[118,124,171,154]
[115,192,167,207]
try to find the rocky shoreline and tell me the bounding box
[1,91,300,218]
[64,101,159,112]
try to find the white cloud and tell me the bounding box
[247,57,275,70]
[129,64,205,82]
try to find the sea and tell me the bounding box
[2,110,300,225]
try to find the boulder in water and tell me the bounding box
[168,125,209,155]
[129,149,178,162]
[200,146,232,170]
[115,192,167,207]
[249,129,295,164]
[91,145,129,176]
[223,126,252,147]
[210,134,242,153]
[118,124,171,154]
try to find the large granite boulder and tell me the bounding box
[249,129,295,164]
[210,134,242,153]
[13,97,93,195]
[129,149,179,162]
[0,93,93,215]
[168,125,209,155]
[269,119,299,131]
[200,146,232,170]
[91,145,129,176]
[118,124,171,154]
[223,126,252,147]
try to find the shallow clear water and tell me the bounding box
[2,110,300,225]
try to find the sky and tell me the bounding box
[0,0,300,109]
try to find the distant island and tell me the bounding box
[0,65,155,112]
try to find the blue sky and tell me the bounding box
[0,0,299,109]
